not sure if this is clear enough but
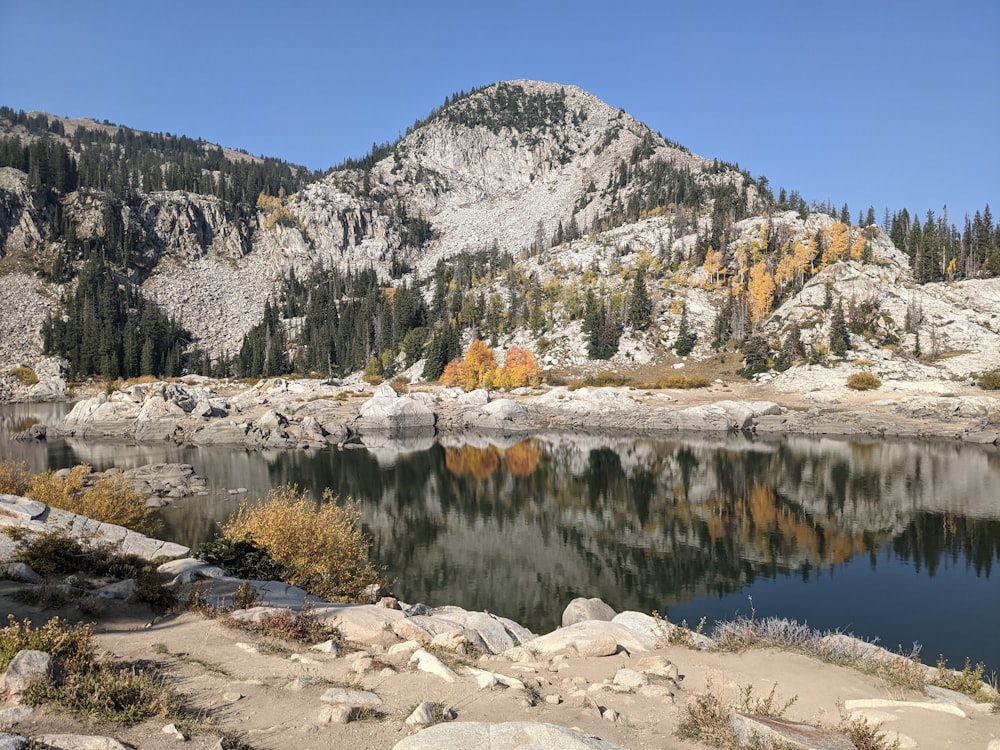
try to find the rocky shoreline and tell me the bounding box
[2,494,999,750]
[23,375,1000,449]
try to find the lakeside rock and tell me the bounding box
[43,376,1000,448]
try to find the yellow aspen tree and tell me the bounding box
[465,339,498,389]
[748,260,776,325]
[946,257,957,280]
[734,245,750,286]
[702,245,723,287]
[774,254,795,295]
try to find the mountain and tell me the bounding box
[1,81,998,395]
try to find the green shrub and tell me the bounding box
[196,536,283,581]
[2,615,177,724]
[847,371,882,390]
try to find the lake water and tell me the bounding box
[2,401,998,671]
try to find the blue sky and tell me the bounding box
[1,0,996,222]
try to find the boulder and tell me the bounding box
[0,494,46,520]
[391,721,625,750]
[319,687,383,708]
[1,650,52,695]
[0,563,42,583]
[524,619,657,657]
[561,597,617,627]
[405,701,439,726]
[355,388,436,433]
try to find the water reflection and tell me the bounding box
[1,402,998,668]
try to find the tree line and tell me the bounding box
[41,252,189,380]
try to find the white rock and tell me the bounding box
[409,649,459,682]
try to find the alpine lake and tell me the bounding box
[3,401,998,673]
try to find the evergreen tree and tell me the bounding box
[673,303,694,356]
[627,266,652,330]
[829,301,850,356]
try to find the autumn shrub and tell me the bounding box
[846,371,882,391]
[0,615,95,673]
[27,465,156,535]
[496,346,541,389]
[222,485,380,603]
[0,459,31,495]
[8,366,38,386]
[2,616,175,724]
[978,369,1000,390]
[441,340,541,391]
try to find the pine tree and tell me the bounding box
[627,266,652,330]
[673,303,694,356]
[829,301,850,356]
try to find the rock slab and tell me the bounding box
[391,721,625,750]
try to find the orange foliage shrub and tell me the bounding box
[442,341,541,391]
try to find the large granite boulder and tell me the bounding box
[355,384,435,433]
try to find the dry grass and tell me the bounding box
[978,369,1000,390]
[711,615,927,691]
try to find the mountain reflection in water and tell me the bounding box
[1,403,997,670]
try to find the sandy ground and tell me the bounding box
[2,589,998,750]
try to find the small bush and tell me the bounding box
[583,371,627,387]
[841,716,902,750]
[13,532,93,575]
[978,369,1000,390]
[0,459,31,495]
[847,371,882,391]
[8,366,39,386]
[222,485,380,602]
[389,376,410,394]
[196,536,283,581]
[0,615,95,673]
[27,465,156,534]
[25,660,178,724]
[222,603,335,644]
[2,615,177,724]
[675,685,732,746]
[934,656,991,699]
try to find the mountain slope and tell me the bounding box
[1,81,998,393]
